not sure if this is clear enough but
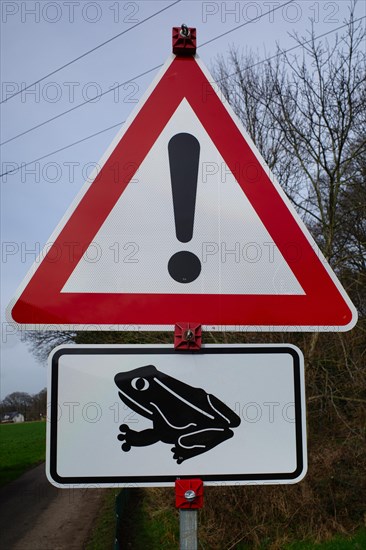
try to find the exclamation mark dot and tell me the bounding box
[168,133,202,283]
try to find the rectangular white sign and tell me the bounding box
[46,344,307,487]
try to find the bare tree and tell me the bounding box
[214,50,294,190]
[213,4,365,362]
[213,4,365,268]
[24,331,76,363]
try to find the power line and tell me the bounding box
[198,0,294,49]
[1,16,364,179]
[0,65,162,147]
[1,0,294,147]
[0,0,182,105]
[1,121,125,178]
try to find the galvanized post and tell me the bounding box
[180,509,198,550]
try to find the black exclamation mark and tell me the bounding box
[168,133,202,283]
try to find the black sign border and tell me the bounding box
[49,346,305,485]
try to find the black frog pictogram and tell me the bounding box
[114,365,241,464]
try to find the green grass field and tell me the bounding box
[0,421,46,487]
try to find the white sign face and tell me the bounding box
[63,99,303,297]
[46,345,307,488]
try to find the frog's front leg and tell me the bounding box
[118,424,160,452]
[172,427,234,464]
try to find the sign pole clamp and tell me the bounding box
[176,479,203,550]
[175,478,204,509]
[174,323,202,350]
[172,25,197,56]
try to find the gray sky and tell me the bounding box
[1,0,365,399]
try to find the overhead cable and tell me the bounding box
[0,0,182,105]
[1,0,295,147]
[1,15,364,179]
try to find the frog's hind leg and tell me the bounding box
[172,427,234,464]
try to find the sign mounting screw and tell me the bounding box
[184,489,196,502]
[184,329,194,341]
[180,24,190,38]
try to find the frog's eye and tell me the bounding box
[131,377,149,391]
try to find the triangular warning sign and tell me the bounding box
[7,55,357,331]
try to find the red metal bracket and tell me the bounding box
[175,479,203,509]
[174,323,202,350]
[172,26,197,56]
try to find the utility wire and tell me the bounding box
[0,65,161,147]
[198,0,294,49]
[0,0,182,105]
[1,0,294,147]
[1,14,364,179]
[1,121,125,178]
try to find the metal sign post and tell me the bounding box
[174,324,203,549]
[180,511,197,550]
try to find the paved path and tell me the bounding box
[0,463,104,549]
